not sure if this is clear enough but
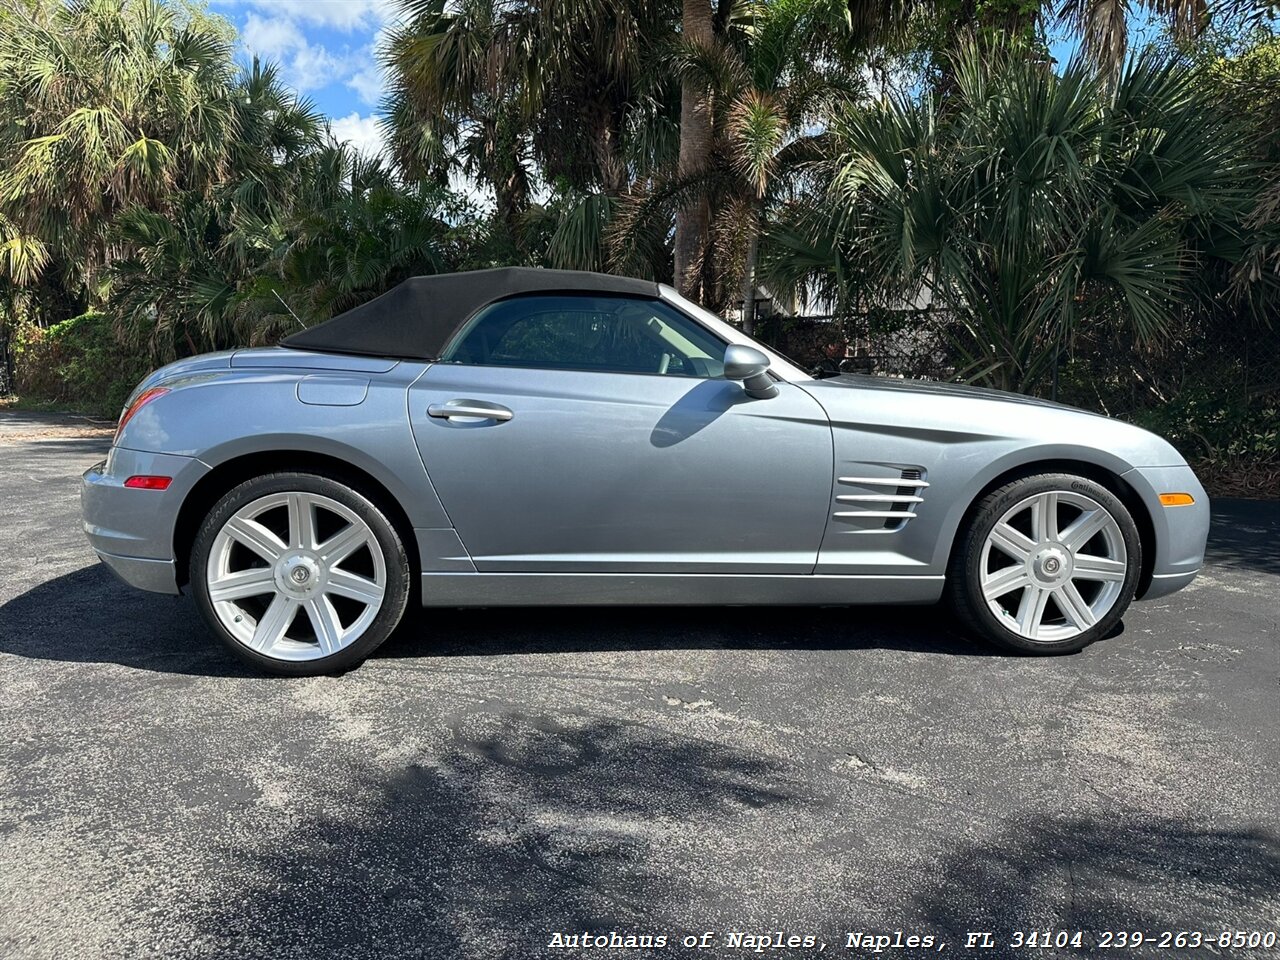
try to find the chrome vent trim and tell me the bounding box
[832,468,929,531]
[836,494,924,504]
[838,476,930,488]
[834,510,918,519]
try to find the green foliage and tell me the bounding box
[1200,31,1280,284]
[12,311,150,416]
[0,0,1276,484]
[1134,392,1279,465]
[381,0,869,306]
[768,39,1266,393]
[109,146,498,362]
[0,0,327,345]
[381,0,679,226]
[0,0,317,308]
[0,0,498,402]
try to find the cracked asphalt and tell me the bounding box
[1,411,1278,959]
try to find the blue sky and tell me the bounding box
[212,0,396,156]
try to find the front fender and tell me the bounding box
[806,377,1190,578]
[923,443,1159,574]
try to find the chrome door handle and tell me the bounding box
[427,399,514,422]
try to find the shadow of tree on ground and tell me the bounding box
[0,566,250,676]
[178,715,1280,960]
[913,814,1280,947]
[184,708,822,959]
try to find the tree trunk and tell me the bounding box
[485,111,530,243]
[673,0,714,301]
[589,103,627,197]
[739,219,759,335]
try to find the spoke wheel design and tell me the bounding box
[979,490,1128,643]
[206,491,387,661]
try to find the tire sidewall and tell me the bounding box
[953,473,1143,655]
[191,472,410,676]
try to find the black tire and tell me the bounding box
[191,472,411,676]
[946,473,1142,655]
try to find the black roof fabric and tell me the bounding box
[281,267,661,360]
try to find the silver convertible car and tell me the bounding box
[82,268,1210,675]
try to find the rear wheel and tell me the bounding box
[947,473,1142,654]
[191,472,410,675]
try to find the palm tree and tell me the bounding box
[382,0,533,235]
[1056,0,1199,74]
[1056,0,1280,76]
[384,0,912,305]
[719,0,864,331]
[613,0,867,315]
[780,40,1258,393]
[673,0,718,298]
[0,0,320,318]
[0,0,227,305]
[111,143,481,361]
[1204,30,1280,298]
[383,0,678,243]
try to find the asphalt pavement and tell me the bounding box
[1,411,1277,959]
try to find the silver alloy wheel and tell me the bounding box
[206,491,387,661]
[979,490,1128,642]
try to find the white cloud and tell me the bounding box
[290,43,348,93]
[240,12,350,95]
[240,12,306,59]
[214,0,396,33]
[233,5,393,104]
[346,57,383,106]
[330,112,387,158]
[346,20,395,107]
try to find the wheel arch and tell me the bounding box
[944,458,1157,599]
[173,449,418,589]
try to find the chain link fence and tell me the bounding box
[756,312,958,382]
[754,310,1280,496]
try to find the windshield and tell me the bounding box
[658,287,812,382]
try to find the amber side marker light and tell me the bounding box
[1159,492,1196,507]
[124,475,173,491]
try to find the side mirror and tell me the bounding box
[723,344,779,399]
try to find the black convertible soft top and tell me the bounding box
[281,267,661,361]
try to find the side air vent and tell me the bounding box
[885,468,924,529]
[833,468,929,532]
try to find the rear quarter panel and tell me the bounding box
[116,361,451,531]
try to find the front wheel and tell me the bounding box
[191,472,410,675]
[947,473,1142,654]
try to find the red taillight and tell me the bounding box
[124,475,173,490]
[115,387,169,442]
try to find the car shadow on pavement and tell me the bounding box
[0,565,253,677]
[0,565,1008,675]
[1205,498,1280,576]
[382,603,1000,662]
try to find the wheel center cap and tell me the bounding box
[276,553,322,597]
[1032,545,1072,584]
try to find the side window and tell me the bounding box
[440,295,727,378]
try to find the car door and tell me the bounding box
[408,293,833,574]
